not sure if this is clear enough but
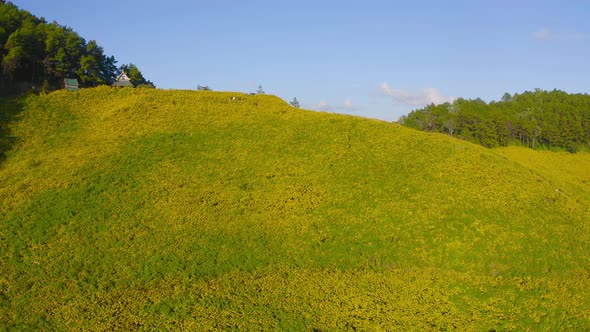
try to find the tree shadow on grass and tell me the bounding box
[0,96,25,165]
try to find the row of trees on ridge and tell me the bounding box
[399,89,590,152]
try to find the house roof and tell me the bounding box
[64,78,79,91]
[112,80,133,87]
[116,71,130,81]
[64,78,78,86]
[113,70,133,87]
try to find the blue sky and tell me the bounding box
[11,0,590,121]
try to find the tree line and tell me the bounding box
[399,89,590,153]
[0,1,153,95]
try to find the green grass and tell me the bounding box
[1,86,590,330]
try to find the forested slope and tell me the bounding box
[400,89,590,152]
[0,2,152,94]
[1,87,589,330]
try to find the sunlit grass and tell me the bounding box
[1,87,589,330]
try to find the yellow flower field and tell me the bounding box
[1,87,589,330]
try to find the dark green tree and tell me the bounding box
[77,40,117,86]
[2,15,44,83]
[43,24,85,87]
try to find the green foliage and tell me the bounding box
[400,89,590,152]
[1,87,590,329]
[76,41,117,87]
[196,84,211,91]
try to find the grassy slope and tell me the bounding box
[1,87,590,330]
[495,146,590,207]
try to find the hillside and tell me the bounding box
[495,146,590,207]
[1,87,590,330]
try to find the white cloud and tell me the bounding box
[380,82,455,106]
[343,98,356,111]
[533,28,554,40]
[533,28,585,41]
[343,99,353,109]
[307,99,358,112]
[307,100,333,111]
